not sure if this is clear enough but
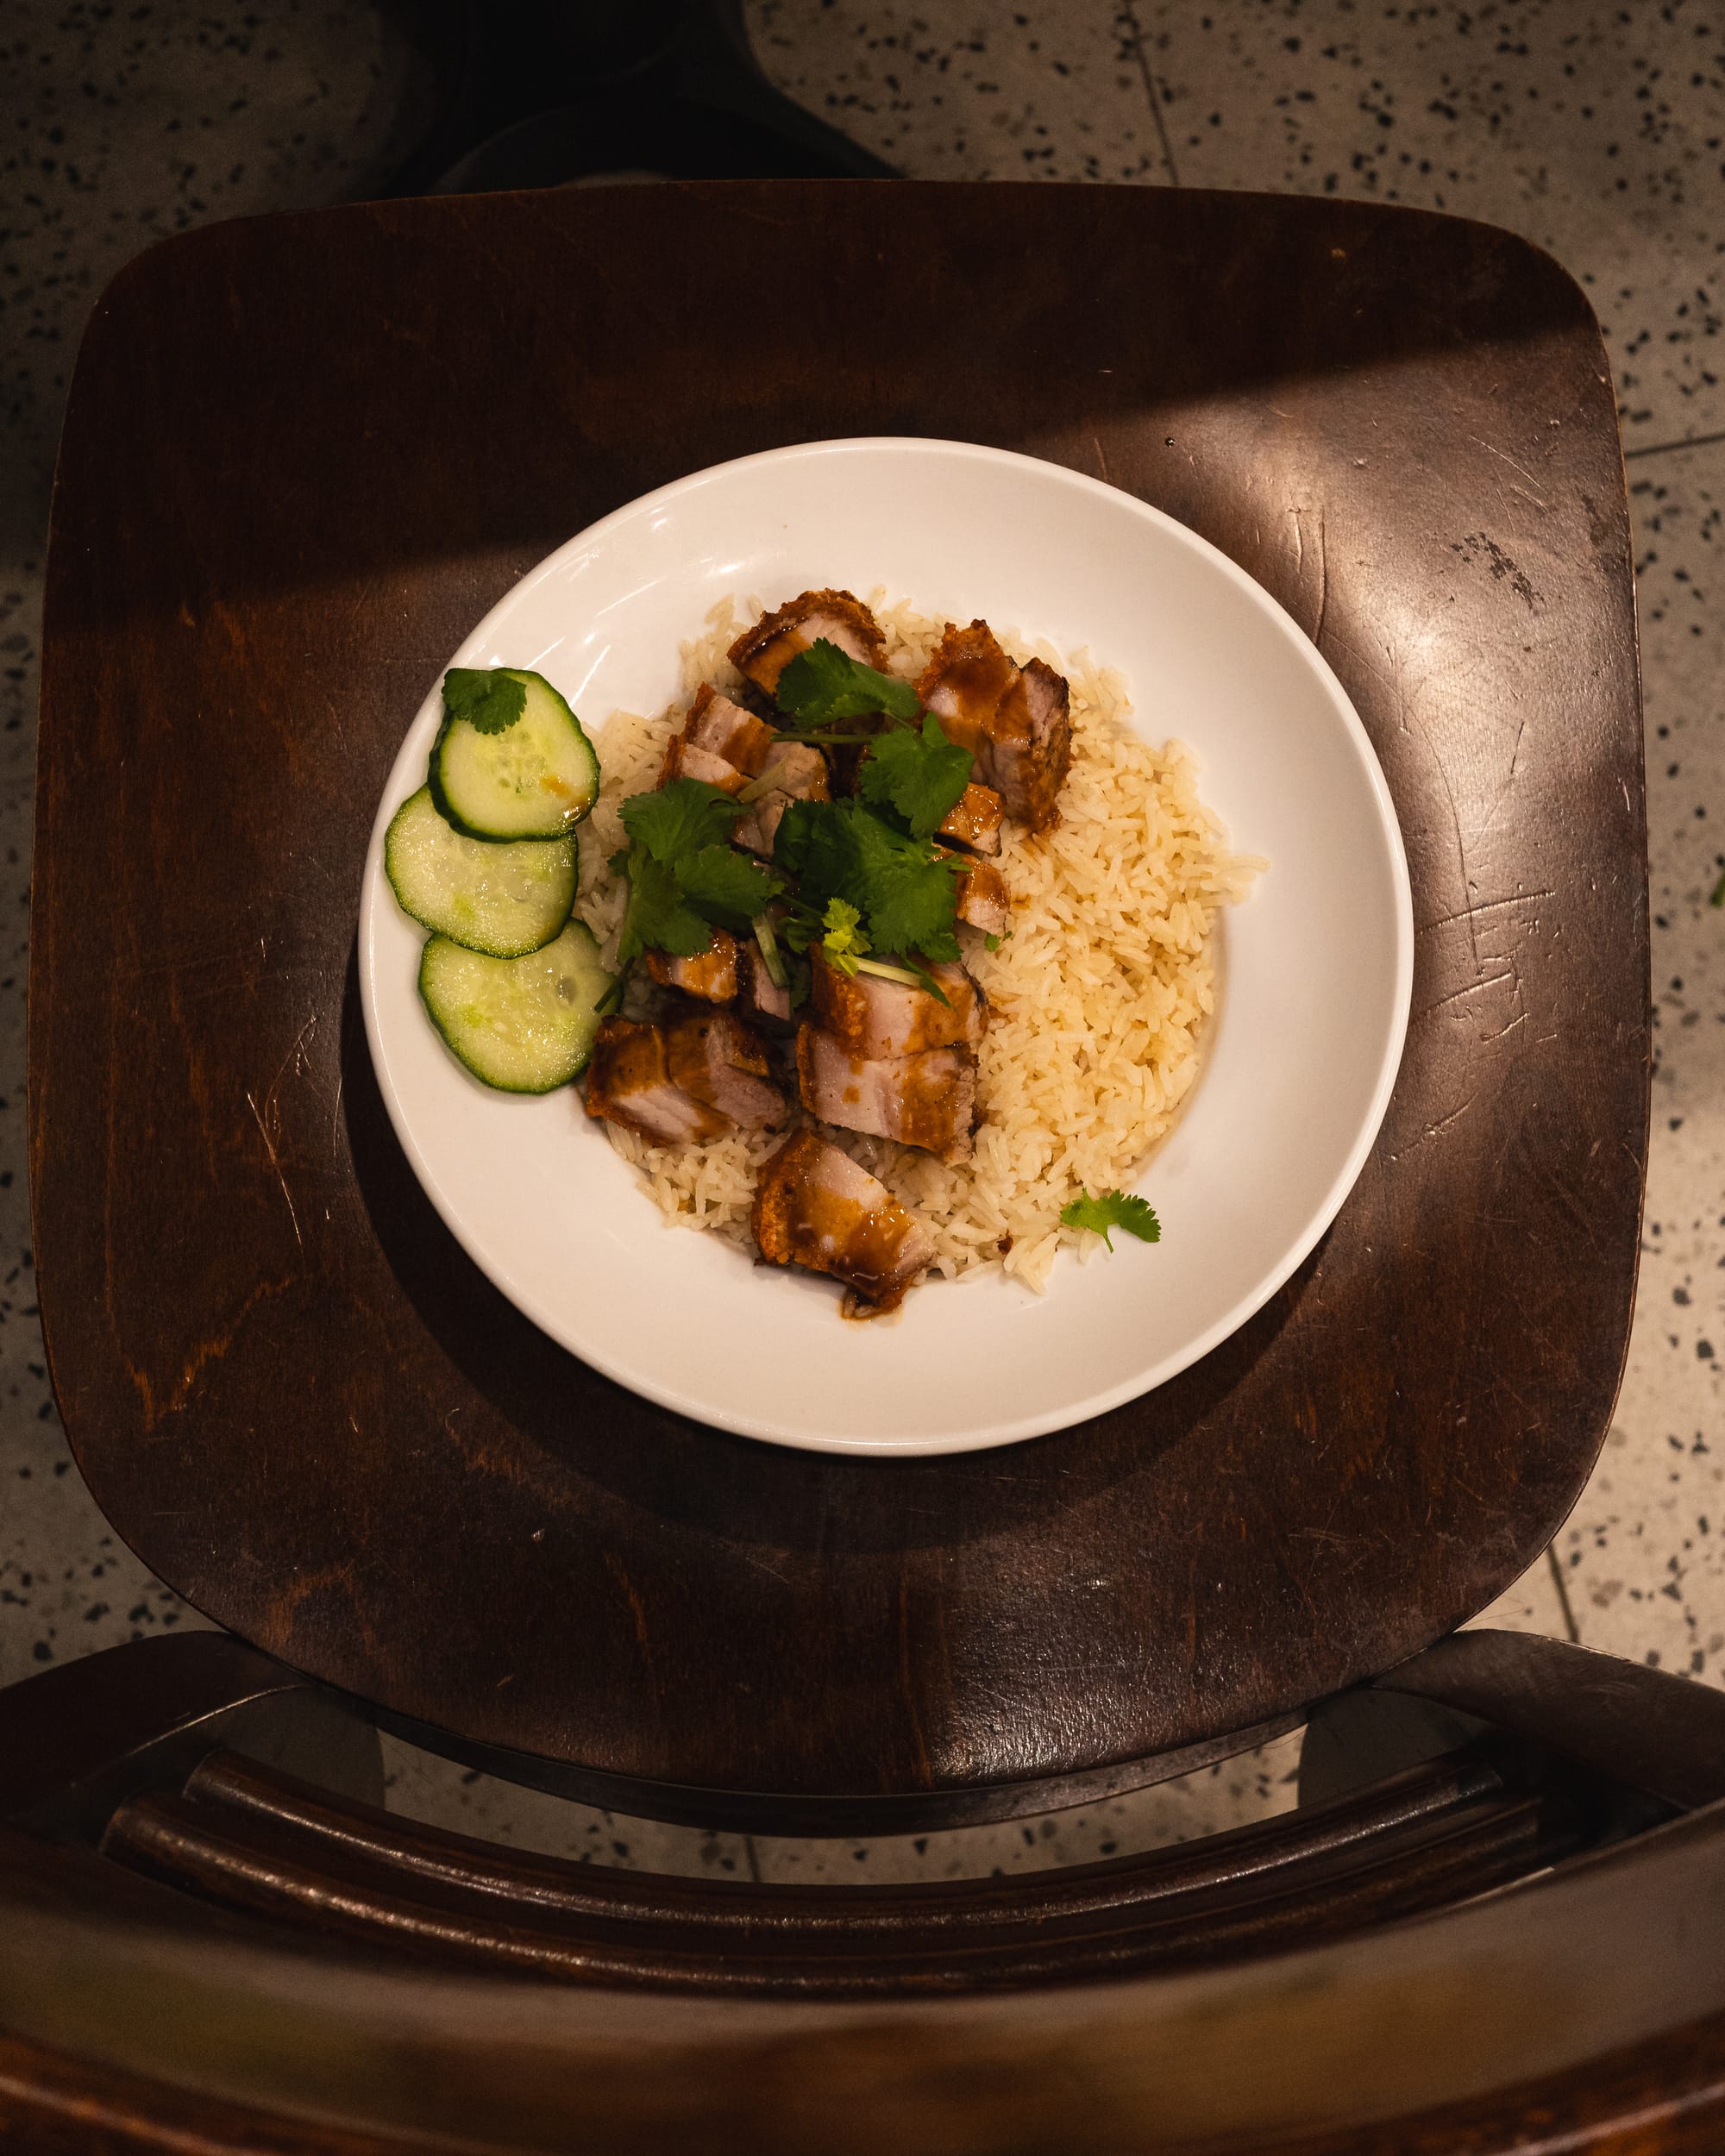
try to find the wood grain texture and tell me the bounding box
[30,181,1647,1821]
[6,2015,1725,2156]
[7,1792,1725,2155]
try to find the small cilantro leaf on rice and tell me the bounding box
[859,714,974,840]
[775,639,922,726]
[1060,1188,1162,1250]
[442,667,527,736]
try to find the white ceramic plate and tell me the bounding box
[360,438,1412,1457]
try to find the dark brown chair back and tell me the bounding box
[4,1628,1724,2152]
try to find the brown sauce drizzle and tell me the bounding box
[794,1181,917,1312]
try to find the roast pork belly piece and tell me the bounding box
[796,1026,976,1163]
[732,740,831,857]
[659,736,748,794]
[752,1129,936,1312]
[915,622,1072,832]
[645,928,739,1005]
[989,657,1072,834]
[681,683,780,778]
[914,621,1017,757]
[665,1012,789,1131]
[756,739,831,797]
[947,855,1011,938]
[733,795,787,859]
[808,946,986,1059]
[729,588,888,700]
[737,943,793,1029]
[586,1012,787,1140]
[662,686,829,853]
[584,1018,733,1144]
[936,780,1005,857]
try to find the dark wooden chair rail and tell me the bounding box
[97,1742,1580,1991]
[4,1630,1725,2149]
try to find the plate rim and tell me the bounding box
[358,436,1414,1456]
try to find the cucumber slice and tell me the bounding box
[430,669,599,841]
[386,787,576,958]
[419,918,612,1093]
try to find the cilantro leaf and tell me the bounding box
[612,779,776,964]
[1059,1188,1162,1250]
[862,837,963,963]
[778,909,817,956]
[771,797,843,889]
[775,798,962,963]
[775,639,921,726]
[620,779,742,863]
[902,960,952,1009]
[859,714,975,841]
[825,895,865,941]
[819,896,871,974]
[674,843,779,927]
[616,851,712,966]
[443,667,527,736]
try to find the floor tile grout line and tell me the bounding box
[1118,1,1181,188]
[1623,428,1725,461]
[1546,1543,1581,1645]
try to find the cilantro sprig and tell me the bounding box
[774,642,973,843]
[774,797,964,965]
[621,777,740,862]
[775,639,921,727]
[858,713,974,842]
[442,667,526,736]
[819,896,871,974]
[1060,1188,1162,1250]
[788,896,944,998]
[613,780,780,968]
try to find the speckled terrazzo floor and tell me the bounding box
[2,0,1719,1883]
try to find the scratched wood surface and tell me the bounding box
[30,183,1647,1825]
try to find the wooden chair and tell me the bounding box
[20,179,1661,2147]
[4,1626,1725,2148]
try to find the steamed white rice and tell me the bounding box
[576,593,1264,1294]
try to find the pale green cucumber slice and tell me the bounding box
[419,918,612,1093]
[430,668,599,841]
[386,787,576,957]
